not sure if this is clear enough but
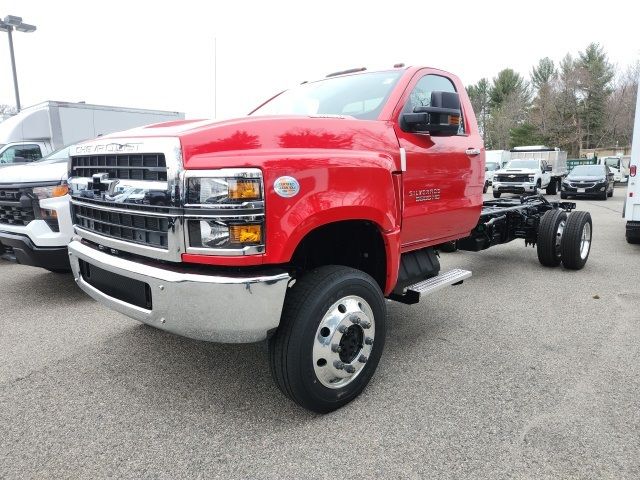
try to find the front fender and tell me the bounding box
[262,151,400,264]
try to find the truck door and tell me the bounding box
[541,160,551,186]
[394,72,483,247]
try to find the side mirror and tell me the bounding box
[401,91,461,136]
[545,165,552,172]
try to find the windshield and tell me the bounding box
[251,71,402,120]
[32,145,73,165]
[506,159,538,169]
[569,165,606,177]
[486,162,500,171]
[604,157,620,168]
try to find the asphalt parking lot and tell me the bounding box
[1,188,639,479]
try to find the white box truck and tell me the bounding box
[0,101,183,166]
[624,84,640,244]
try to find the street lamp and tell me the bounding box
[0,15,37,112]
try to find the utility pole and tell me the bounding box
[0,15,37,112]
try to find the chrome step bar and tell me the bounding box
[390,269,472,305]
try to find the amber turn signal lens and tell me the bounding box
[229,224,262,244]
[52,184,69,197]
[449,115,460,126]
[228,179,261,200]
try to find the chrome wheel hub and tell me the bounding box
[312,295,375,389]
[555,219,566,256]
[580,222,592,259]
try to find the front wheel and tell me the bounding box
[483,181,489,194]
[493,191,501,198]
[269,266,386,413]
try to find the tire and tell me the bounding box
[438,241,458,253]
[533,181,540,195]
[600,189,608,200]
[545,179,557,195]
[483,181,488,194]
[537,210,567,267]
[269,265,386,413]
[627,234,640,245]
[561,211,592,270]
[607,187,614,198]
[560,192,568,199]
[493,191,501,198]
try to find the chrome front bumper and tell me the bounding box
[68,240,290,343]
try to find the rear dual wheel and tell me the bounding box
[269,266,386,413]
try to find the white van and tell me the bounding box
[624,84,640,244]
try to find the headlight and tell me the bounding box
[528,175,535,182]
[493,176,498,181]
[188,218,264,250]
[32,183,69,200]
[187,170,263,205]
[185,169,265,254]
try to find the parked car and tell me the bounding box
[560,164,614,200]
[0,145,74,272]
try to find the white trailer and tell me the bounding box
[624,82,640,244]
[0,101,184,166]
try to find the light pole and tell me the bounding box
[0,15,37,112]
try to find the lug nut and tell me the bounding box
[344,365,356,374]
[331,344,342,353]
[360,320,371,329]
[338,325,348,334]
[333,360,346,370]
[365,337,374,345]
[358,355,368,363]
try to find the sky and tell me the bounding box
[0,0,637,120]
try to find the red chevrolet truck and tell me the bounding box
[67,65,593,412]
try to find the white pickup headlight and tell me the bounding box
[33,182,69,200]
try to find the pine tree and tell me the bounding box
[577,43,614,149]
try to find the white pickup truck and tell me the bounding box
[0,146,73,272]
[491,158,553,198]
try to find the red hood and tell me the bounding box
[105,115,401,169]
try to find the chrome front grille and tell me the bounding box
[496,175,530,182]
[73,203,170,248]
[71,154,167,181]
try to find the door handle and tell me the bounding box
[465,148,481,156]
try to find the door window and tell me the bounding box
[0,144,42,164]
[403,74,465,134]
